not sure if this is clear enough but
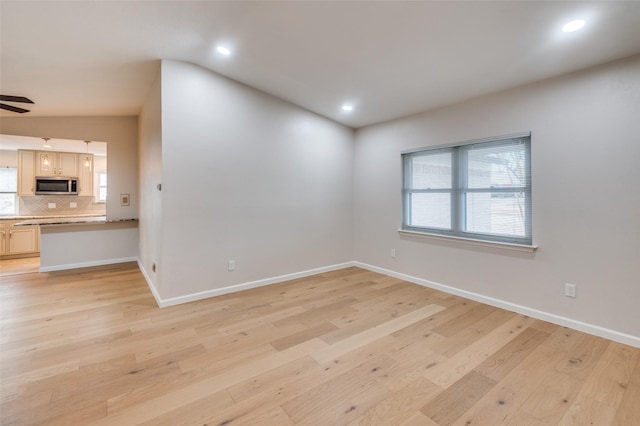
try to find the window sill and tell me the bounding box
[398,229,538,253]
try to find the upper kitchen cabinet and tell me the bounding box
[36,151,78,177]
[78,153,94,196]
[17,150,35,196]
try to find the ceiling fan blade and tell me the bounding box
[0,103,31,113]
[0,95,34,104]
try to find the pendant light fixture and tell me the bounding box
[84,141,92,172]
[42,138,51,170]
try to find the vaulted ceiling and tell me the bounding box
[1,1,639,128]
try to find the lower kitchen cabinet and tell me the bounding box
[0,221,6,255]
[0,220,40,257]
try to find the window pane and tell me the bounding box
[98,173,107,201]
[410,152,452,189]
[0,193,16,215]
[0,168,17,192]
[409,192,451,229]
[467,143,526,189]
[466,192,526,237]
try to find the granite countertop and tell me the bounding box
[0,213,105,220]
[11,217,138,226]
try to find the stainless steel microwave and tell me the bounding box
[35,176,79,195]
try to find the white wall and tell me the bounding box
[0,150,18,167]
[39,222,138,271]
[153,60,354,300]
[0,116,139,220]
[138,70,163,292]
[94,155,107,172]
[354,55,640,339]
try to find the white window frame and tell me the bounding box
[402,133,532,247]
[0,167,18,215]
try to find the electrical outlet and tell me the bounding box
[48,203,56,209]
[565,283,576,298]
[70,202,77,208]
[228,260,235,271]
[391,248,396,258]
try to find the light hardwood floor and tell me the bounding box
[0,257,40,277]
[1,263,638,425]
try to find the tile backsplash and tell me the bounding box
[19,195,106,216]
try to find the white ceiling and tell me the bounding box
[1,1,639,128]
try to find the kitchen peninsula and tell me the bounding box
[32,217,138,272]
[0,214,104,259]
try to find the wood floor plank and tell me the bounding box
[97,339,328,425]
[424,314,536,388]
[1,262,638,425]
[553,332,611,381]
[578,341,639,408]
[432,308,516,357]
[421,370,497,425]
[197,355,359,426]
[451,341,568,426]
[432,302,497,337]
[504,411,550,426]
[388,298,477,340]
[474,326,550,382]
[226,355,320,403]
[271,321,339,351]
[312,303,445,364]
[519,369,584,424]
[400,411,440,426]
[348,377,441,426]
[280,354,394,424]
[557,394,616,426]
[136,389,235,426]
[611,352,640,426]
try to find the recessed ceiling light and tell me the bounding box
[216,46,231,55]
[563,19,585,32]
[341,105,353,112]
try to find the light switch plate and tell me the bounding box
[70,202,77,208]
[48,203,56,209]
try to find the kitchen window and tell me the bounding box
[402,133,532,246]
[98,172,107,202]
[0,167,18,215]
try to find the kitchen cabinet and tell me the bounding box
[36,151,78,177]
[0,221,7,255]
[17,150,36,196]
[19,149,92,197]
[78,154,94,196]
[0,220,39,257]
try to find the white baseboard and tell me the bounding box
[141,261,357,308]
[354,262,640,348]
[136,260,163,307]
[39,257,138,272]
